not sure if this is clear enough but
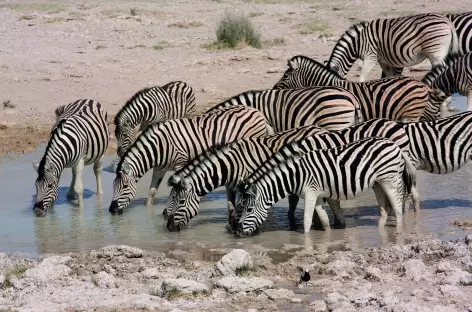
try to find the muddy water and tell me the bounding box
[1,95,471,257]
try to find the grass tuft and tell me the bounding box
[151,41,170,50]
[248,12,264,18]
[3,263,30,289]
[296,19,332,36]
[263,37,285,47]
[235,263,255,276]
[95,45,107,50]
[19,15,34,21]
[46,17,64,24]
[208,11,261,49]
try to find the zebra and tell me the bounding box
[273,55,442,122]
[108,105,270,215]
[114,81,196,158]
[326,13,459,82]
[204,86,362,132]
[165,118,416,232]
[421,52,472,111]
[32,99,109,216]
[234,136,417,236]
[445,12,472,56]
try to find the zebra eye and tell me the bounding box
[179,199,185,205]
[247,207,254,213]
[123,184,129,188]
[48,183,54,188]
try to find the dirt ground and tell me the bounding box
[0,0,468,157]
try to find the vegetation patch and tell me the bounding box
[235,263,256,276]
[100,9,124,18]
[263,37,286,47]
[151,41,171,50]
[164,287,210,300]
[248,12,264,18]
[95,45,107,50]
[19,15,34,21]
[2,263,30,289]
[296,19,333,36]
[45,17,64,23]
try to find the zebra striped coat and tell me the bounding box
[273,55,438,121]
[235,137,416,236]
[421,52,472,110]
[446,12,472,56]
[114,81,196,157]
[165,118,414,232]
[109,105,270,215]
[205,87,362,132]
[32,99,109,216]
[327,13,458,81]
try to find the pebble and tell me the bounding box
[291,297,302,303]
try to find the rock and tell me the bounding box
[92,245,143,259]
[379,293,399,307]
[325,259,356,277]
[466,235,472,245]
[161,278,209,295]
[437,260,457,273]
[268,53,279,60]
[216,276,273,293]
[93,271,117,288]
[291,297,302,303]
[441,269,472,286]
[24,256,72,284]
[325,292,347,310]
[229,55,249,61]
[8,276,23,289]
[351,292,377,308]
[216,249,253,276]
[310,300,328,312]
[264,288,295,300]
[141,268,160,279]
[365,266,382,282]
[102,264,116,275]
[439,284,462,297]
[402,259,430,282]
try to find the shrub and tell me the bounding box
[215,12,261,48]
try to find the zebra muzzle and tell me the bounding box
[166,215,181,232]
[109,200,123,215]
[33,201,47,216]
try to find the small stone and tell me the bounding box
[216,276,273,293]
[365,266,382,282]
[92,245,143,259]
[437,260,456,273]
[229,55,249,61]
[264,288,295,300]
[161,278,209,295]
[310,300,328,312]
[141,268,159,279]
[290,297,302,303]
[402,259,430,282]
[267,68,282,73]
[216,249,253,276]
[439,284,461,296]
[93,271,116,288]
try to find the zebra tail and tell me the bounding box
[401,152,417,196]
[448,23,460,57]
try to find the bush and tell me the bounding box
[215,12,261,48]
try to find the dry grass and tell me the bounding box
[207,11,261,49]
[296,19,333,36]
[95,45,107,50]
[3,100,15,109]
[151,41,171,50]
[45,17,64,23]
[100,9,124,18]
[248,12,264,18]
[0,3,65,12]
[168,21,203,28]
[18,15,34,21]
[262,37,286,47]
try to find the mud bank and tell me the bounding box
[0,237,471,312]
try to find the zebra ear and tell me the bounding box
[288,59,299,70]
[120,160,132,175]
[238,182,251,193]
[32,160,40,173]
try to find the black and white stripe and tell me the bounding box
[108,105,269,215]
[165,118,414,232]
[327,13,459,81]
[114,81,196,157]
[32,99,110,216]
[234,136,417,236]
[274,55,438,121]
[205,87,362,132]
[446,12,472,56]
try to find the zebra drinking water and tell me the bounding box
[32,99,109,216]
[234,136,417,236]
[114,81,196,158]
[165,118,416,232]
[205,86,362,132]
[273,55,441,121]
[108,105,270,215]
[326,13,459,81]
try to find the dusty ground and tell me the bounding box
[0,237,471,312]
[0,0,468,156]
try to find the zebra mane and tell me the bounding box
[288,55,344,79]
[204,89,266,113]
[114,86,154,125]
[327,21,368,65]
[36,118,69,180]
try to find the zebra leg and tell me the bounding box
[73,158,85,207]
[326,199,346,228]
[226,186,236,232]
[468,90,472,111]
[67,167,77,200]
[381,181,404,233]
[304,192,330,233]
[372,183,389,228]
[147,168,166,207]
[358,57,377,82]
[93,156,104,197]
[288,194,299,226]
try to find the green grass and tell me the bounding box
[206,11,261,49]
[296,19,333,36]
[3,264,30,289]
[163,287,210,300]
[45,17,64,24]
[151,41,170,50]
[248,12,264,18]
[235,263,255,276]
[168,21,203,28]
[95,45,107,50]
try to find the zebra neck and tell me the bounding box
[118,106,148,130]
[431,69,457,96]
[254,171,298,208]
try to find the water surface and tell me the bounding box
[1,95,471,257]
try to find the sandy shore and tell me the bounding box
[0,236,471,312]
[0,0,469,157]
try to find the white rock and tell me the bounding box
[92,245,143,259]
[310,300,328,312]
[365,266,382,282]
[141,268,160,279]
[441,269,472,286]
[161,278,209,295]
[93,271,117,288]
[24,256,72,284]
[439,284,462,297]
[437,260,457,273]
[325,292,347,310]
[216,249,253,276]
[216,276,273,293]
[402,259,430,282]
[264,288,295,300]
[291,297,302,303]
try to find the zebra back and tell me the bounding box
[274,55,429,122]
[116,105,268,178]
[205,87,361,132]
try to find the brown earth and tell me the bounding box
[0,0,468,157]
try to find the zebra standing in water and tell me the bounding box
[326,13,458,81]
[108,105,269,215]
[114,81,196,157]
[234,136,416,236]
[32,99,109,216]
[165,118,415,232]
[205,86,362,132]
[421,52,472,111]
[274,55,441,121]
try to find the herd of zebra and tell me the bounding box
[32,11,472,238]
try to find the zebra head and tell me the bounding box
[115,118,135,158]
[165,176,200,232]
[420,88,448,121]
[109,160,137,214]
[32,158,59,216]
[234,182,267,237]
[273,58,306,89]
